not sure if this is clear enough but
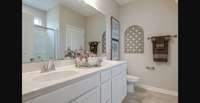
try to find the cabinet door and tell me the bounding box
[30,73,100,103]
[112,74,122,103]
[111,71,127,103]
[75,87,100,103]
[111,64,127,103]
[121,69,127,100]
[101,81,111,103]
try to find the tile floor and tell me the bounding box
[122,87,178,103]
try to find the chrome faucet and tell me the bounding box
[41,58,56,73]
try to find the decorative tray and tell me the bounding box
[75,61,102,68]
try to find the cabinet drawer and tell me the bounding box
[75,87,100,103]
[112,64,126,77]
[101,70,111,83]
[30,73,100,103]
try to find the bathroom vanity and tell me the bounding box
[22,1,127,102]
[23,60,127,103]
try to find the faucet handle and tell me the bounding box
[48,58,56,71]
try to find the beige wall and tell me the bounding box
[85,13,106,56]
[84,0,120,59]
[120,0,178,92]
[22,4,46,26]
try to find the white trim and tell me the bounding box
[136,84,178,96]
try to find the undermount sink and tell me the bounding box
[33,70,78,82]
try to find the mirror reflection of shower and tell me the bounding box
[32,25,57,62]
[22,1,106,63]
[22,13,58,63]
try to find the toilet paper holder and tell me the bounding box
[146,66,155,70]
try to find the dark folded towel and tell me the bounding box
[151,36,170,62]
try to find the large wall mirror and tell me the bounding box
[22,0,106,63]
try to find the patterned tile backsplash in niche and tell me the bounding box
[124,25,144,53]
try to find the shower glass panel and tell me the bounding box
[31,26,56,62]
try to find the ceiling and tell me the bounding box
[22,0,98,16]
[114,0,178,6]
[22,0,177,16]
[61,0,98,16]
[114,0,137,6]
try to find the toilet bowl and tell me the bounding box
[127,75,140,93]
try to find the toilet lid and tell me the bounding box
[127,75,139,82]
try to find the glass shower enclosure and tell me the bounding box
[32,25,57,62]
[22,24,57,63]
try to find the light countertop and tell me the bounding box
[22,60,126,101]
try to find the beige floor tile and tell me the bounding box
[122,87,178,103]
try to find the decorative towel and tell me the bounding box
[151,36,170,62]
[89,41,99,54]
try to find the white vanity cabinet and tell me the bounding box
[100,69,111,103]
[111,64,127,103]
[23,62,127,103]
[73,87,100,103]
[101,81,111,103]
[100,63,127,103]
[26,73,100,103]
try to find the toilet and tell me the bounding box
[127,75,140,93]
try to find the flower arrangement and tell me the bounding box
[74,49,102,68]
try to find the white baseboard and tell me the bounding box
[136,84,178,96]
